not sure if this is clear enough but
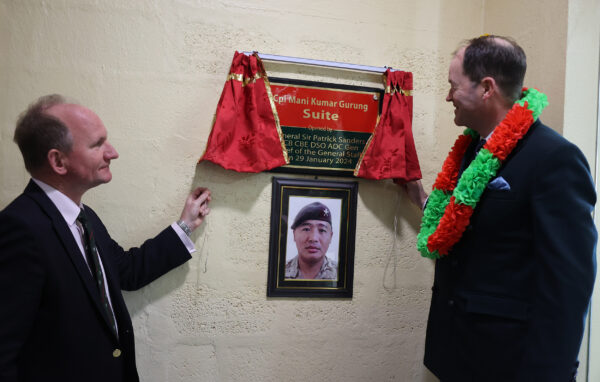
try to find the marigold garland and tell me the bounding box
[417,88,548,259]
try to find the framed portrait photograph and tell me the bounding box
[267,177,358,297]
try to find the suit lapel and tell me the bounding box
[460,120,540,181]
[495,119,540,176]
[24,181,118,338]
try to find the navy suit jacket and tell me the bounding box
[424,120,597,382]
[0,180,191,382]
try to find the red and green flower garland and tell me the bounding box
[417,88,548,259]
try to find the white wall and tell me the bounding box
[1,1,594,381]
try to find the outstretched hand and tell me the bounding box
[397,179,428,211]
[179,187,211,232]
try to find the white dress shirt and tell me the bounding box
[32,178,196,333]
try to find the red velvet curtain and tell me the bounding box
[354,69,421,182]
[200,51,288,172]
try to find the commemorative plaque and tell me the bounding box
[269,78,383,176]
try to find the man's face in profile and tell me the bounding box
[46,104,119,192]
[293,219,333,265]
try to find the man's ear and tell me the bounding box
[47,149,68,175]
[480,77,497,100]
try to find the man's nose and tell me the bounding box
[105,142,119,160]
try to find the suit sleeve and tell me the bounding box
[86,209,192,291]
[523,142,597,378]
[0,214,45,381]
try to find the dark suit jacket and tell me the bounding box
[0,180,192,382]
[424,120,597,382]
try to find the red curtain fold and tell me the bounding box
[200,51,288,172]
[354,69,421,182]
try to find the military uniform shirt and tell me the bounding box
[285,255,338,280]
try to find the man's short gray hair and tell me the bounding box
[13,94,73,173]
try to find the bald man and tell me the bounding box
[0,94,211,382]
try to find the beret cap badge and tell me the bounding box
[291,202,332,229]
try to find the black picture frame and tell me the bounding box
[267,177,358,297]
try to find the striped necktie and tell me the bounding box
[77,209,118,337]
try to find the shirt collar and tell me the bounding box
[483,130,494,141]
[32,178,82,226]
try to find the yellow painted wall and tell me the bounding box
[483,0,569,133]
[1,1,595,381]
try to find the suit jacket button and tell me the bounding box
[448,299,455,306]
[113,349,122,358]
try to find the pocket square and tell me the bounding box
[488,176,511,191]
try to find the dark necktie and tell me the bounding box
[77,209,118,337]
[461,138,487,175]
[471,138,487,162]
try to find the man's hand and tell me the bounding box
[396,179,428,210]
[179,187,211,232]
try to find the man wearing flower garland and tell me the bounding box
[404,35,597,381]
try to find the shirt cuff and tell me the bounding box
[170,222,196,253]
[422,196,429,211]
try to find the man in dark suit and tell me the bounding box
[403,36,597,381]
[0,94,212,381]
